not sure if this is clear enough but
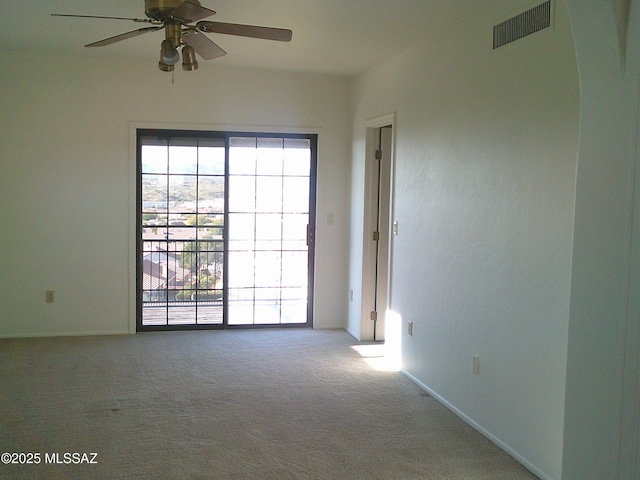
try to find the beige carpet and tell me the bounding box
[0,329,538,479]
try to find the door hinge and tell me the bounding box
[372,231,379,241]
[370,311,378,321]
[306,224,314,246]
[375,149,382,160]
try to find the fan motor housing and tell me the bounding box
[145,0,201,21]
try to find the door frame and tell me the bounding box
[128,122,319,333]
[360,113,396,341]
[619,83,640,479]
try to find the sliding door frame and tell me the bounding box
[134,128,317,332]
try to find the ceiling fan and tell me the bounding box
[52,0,293,72]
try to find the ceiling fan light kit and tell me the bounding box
[52,0,292,73]
[158,59,174,72]
[181,45,199,71]
[145,0,191,22]
[161,38,180,65]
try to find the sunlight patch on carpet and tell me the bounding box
[351,344,400,372]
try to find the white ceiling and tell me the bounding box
[0,0,520,76]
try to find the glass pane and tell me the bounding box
[254,300,281,324]
[284,138,311,150]
[143,240,166,257]
[169,176,197,212]
[142,259,166,300]
[230,136,256,148]
[168,306,196,325]
[281,298,307,324]
[196,304,223,324]
[257,137,284,149]
[169,145,197,174]
[142,306,167,325]
[198,176,224,213]
[142,175,167,205]
[283,139,311,176]
[281,286,307,301]
[228,287,254,325]
[142,213,165,230]
[256,177,283,213]
[229,154,255,175]
[168,226,196,241]
[282,252,308,287]
[199,146,225,174]
[180,246,197,272]
[228,214,255,251]
[255,214,282,250]
[282,214,308,250]
[142,226,167,243]
[256,137,283,176]
[144,248,177,269]
[198,225,223,240]
[254,251,281,287]
[229,137,256,175]
[142,145,168,174]
[228,251,254,288]
[256,157,282,176]
[195,270,215,290]
[228,176,255,212]
[198,241,223,288]
[142,217,167,234]
[282,177,309,213]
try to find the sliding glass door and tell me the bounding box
[227,136,313,325]
[137,130,316,330]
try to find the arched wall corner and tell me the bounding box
[563,1,640,479]
[610,0,632,65]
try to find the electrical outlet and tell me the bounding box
[473,355,480,375]
[407,321,413,336]
[45,291,55,303]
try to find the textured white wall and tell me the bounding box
[349,2,578,479]
[0,51,351,336]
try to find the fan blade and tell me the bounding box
[85,27,163,47]
[51,13,155,24]
[196,21,292,42]
[182,30,227,60]
[171,1,216,22]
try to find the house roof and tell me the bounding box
[142,258,190,291]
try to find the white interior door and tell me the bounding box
[361,120,394,342]
[372,126,393,341]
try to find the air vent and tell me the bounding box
[493,1,551,49]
